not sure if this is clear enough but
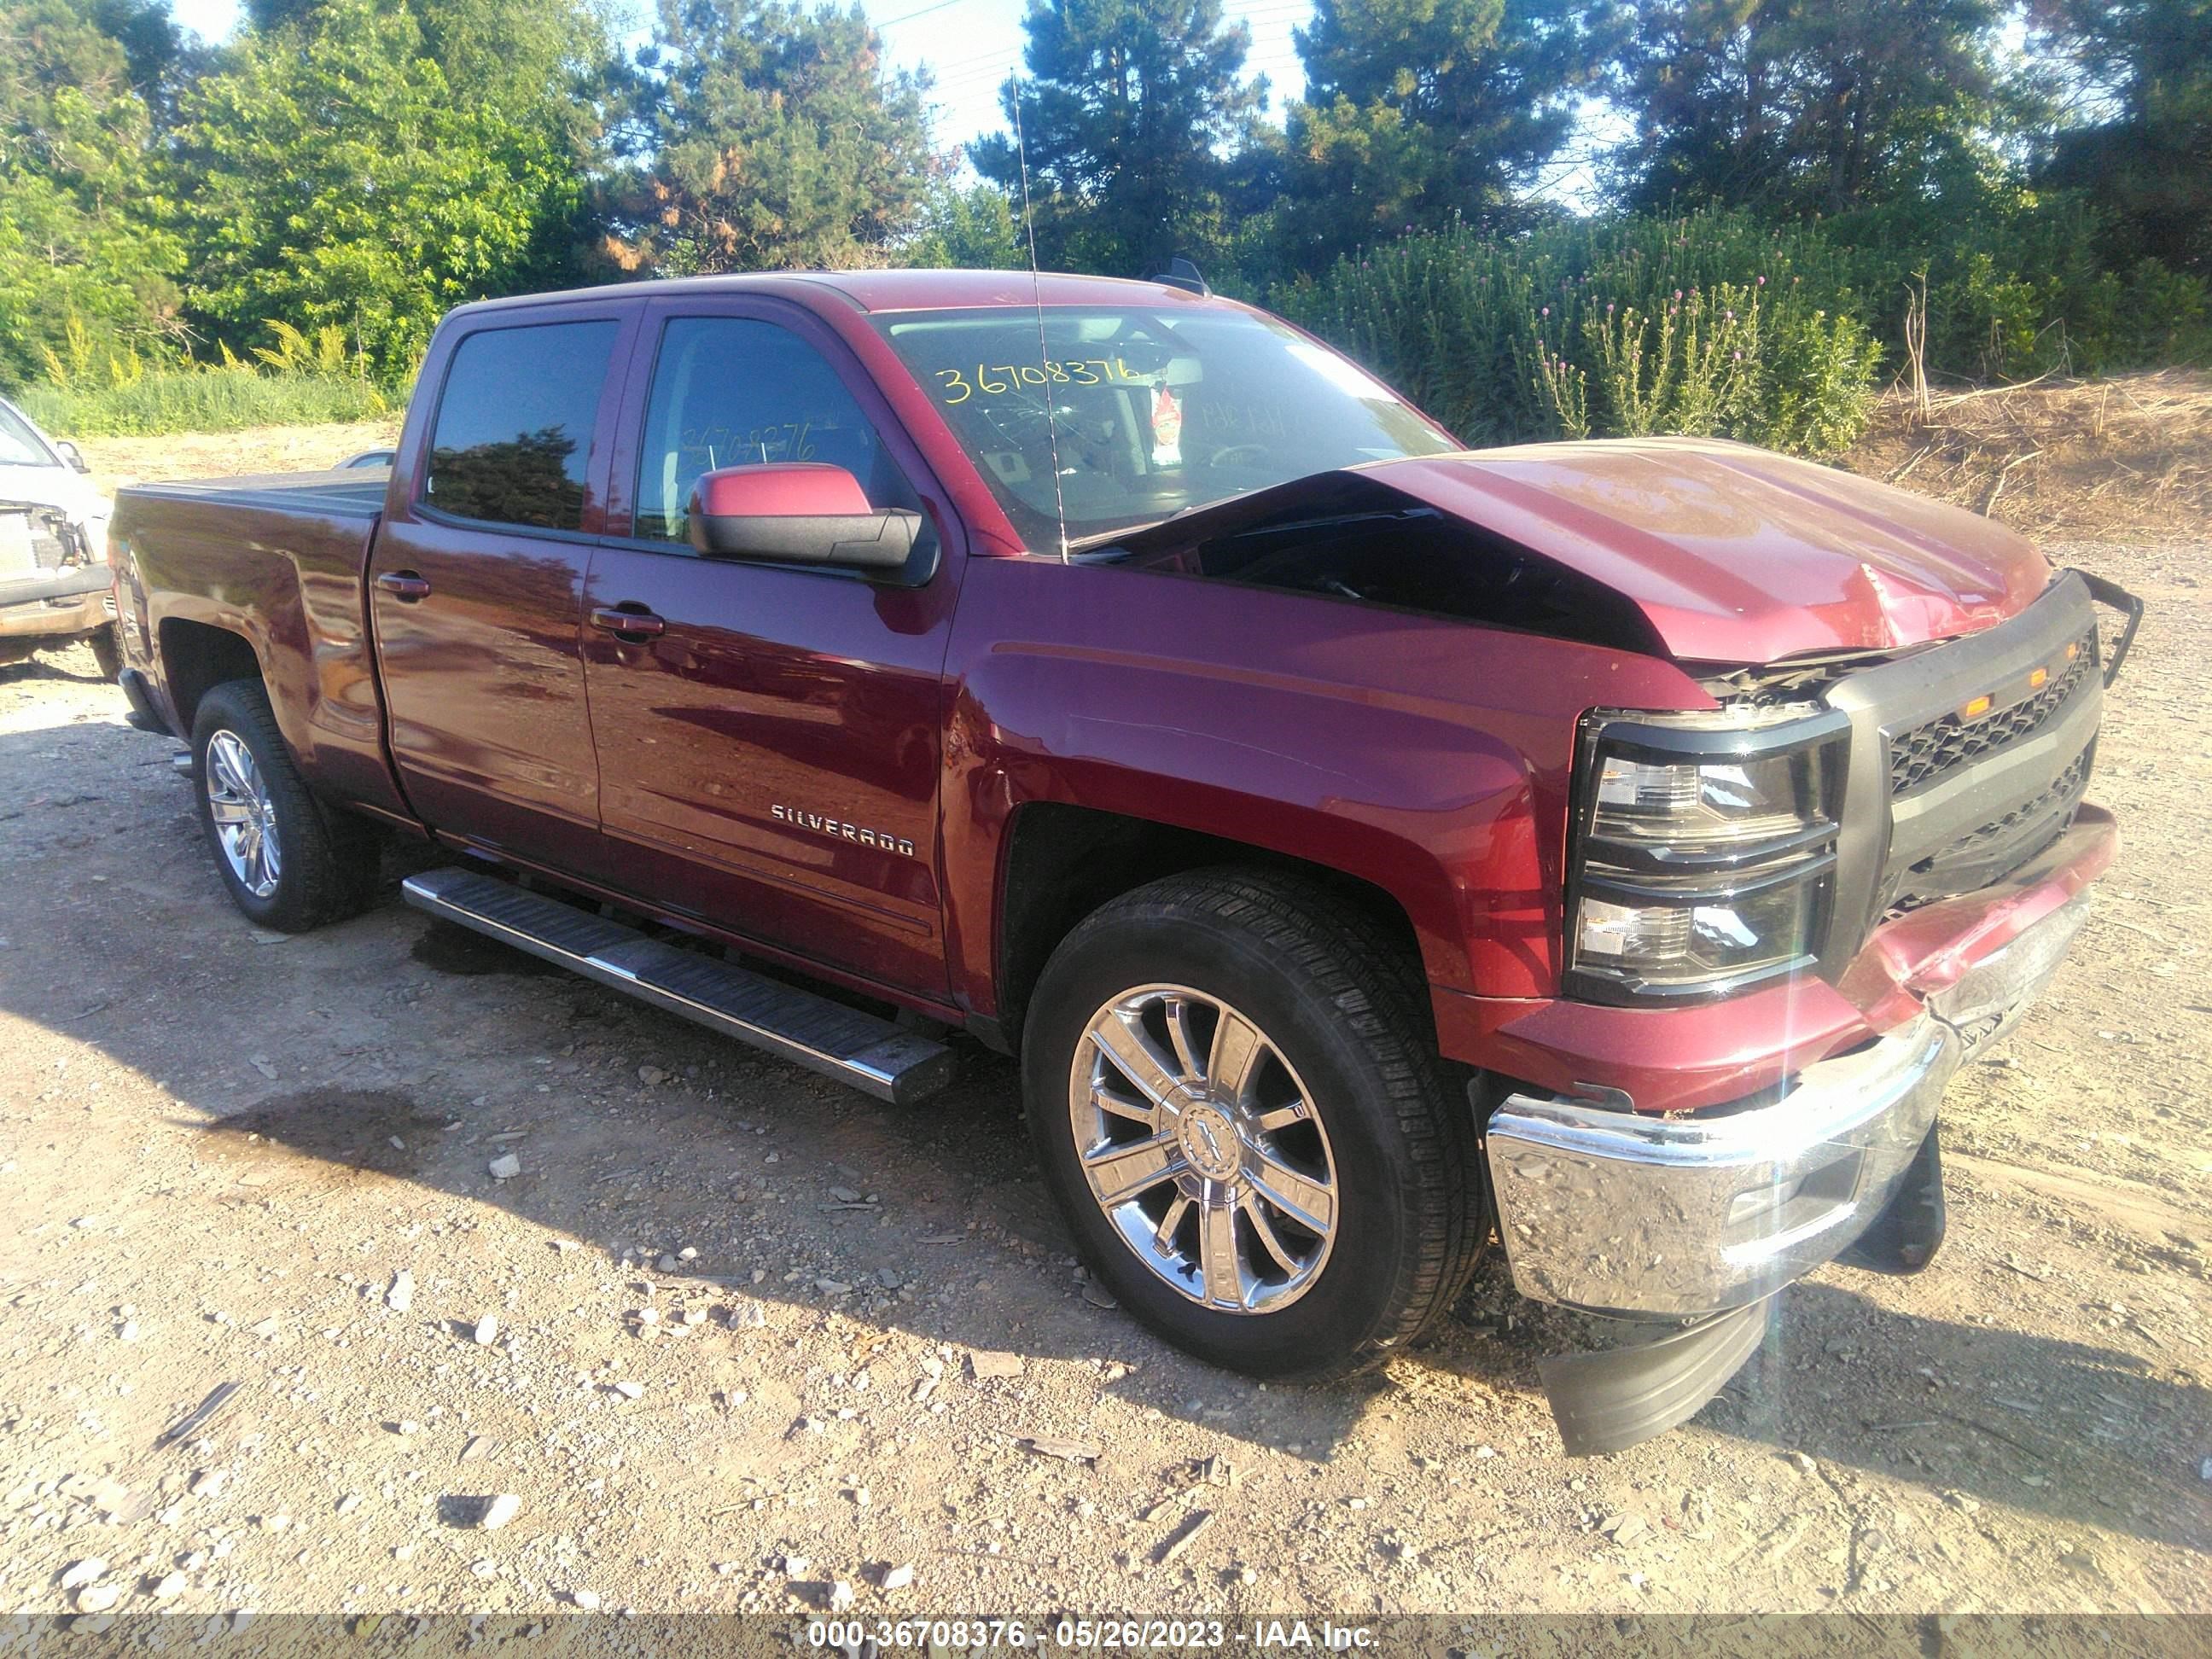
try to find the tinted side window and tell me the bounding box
[425,320,621,531]
[634,317,921,544]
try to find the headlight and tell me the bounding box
[1566,706,1848,1002]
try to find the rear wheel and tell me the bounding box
[1022,870,1485,1380]
[192,678,380,932]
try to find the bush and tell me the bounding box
[1278,209,1883,457]
[1818,189,2212,379]
[19,363,391,439]
[14,315,397,438]
[1272,195,2212,457]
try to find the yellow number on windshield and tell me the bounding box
[936,368,973,405]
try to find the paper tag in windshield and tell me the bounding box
[1150,384,1183,469]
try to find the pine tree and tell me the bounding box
[1610,0,2005,216]
[608,0,934,275]
[1278,0,1619,271]
[969,0,1266,276]
[2030,0,2212,274]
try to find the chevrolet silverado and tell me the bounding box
[105,271,2139,1451]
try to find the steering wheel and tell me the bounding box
[1207,442,1272,469]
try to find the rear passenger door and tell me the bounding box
[370,310,632,872]
[577,297,963,999]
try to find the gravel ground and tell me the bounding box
[0,532,2204,1621]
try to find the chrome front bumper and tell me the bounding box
[1487,894,2089,1319]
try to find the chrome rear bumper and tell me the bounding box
[1487,893,2089,1319]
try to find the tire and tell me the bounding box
[88,623,123,684]
[191,678,380,932]
[1022,869,1485,1381]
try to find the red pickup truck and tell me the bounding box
[107,271,2138,1452]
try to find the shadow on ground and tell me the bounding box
[2,712,2204,1560]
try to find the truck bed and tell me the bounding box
[119,469,390,517]
[113,466,412,822]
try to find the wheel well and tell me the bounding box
[158,619,261,734]
[993,802,1428,1051]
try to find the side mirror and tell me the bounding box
[55,439,90,474]
[687,463,921,573]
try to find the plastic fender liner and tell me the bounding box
[1538,1295,1773,1457]
[1836,1122,1947,1277]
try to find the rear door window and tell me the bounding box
[424,320,621,531]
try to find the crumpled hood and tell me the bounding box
[1369,438,2052,665]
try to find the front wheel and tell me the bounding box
[1022,870,1485,1381]
[192,678,380,932]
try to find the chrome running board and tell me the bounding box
[401,866,953,1105]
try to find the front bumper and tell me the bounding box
[1486,891,2089,1320]
[0,561,113,638]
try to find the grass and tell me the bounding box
[15,364,391,439]
[1845,369,2212,542]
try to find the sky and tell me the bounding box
[164,0,1318,160]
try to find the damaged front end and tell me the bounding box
[1081,469,1673,656]
[1091,452,2139,1454]
[1494,888,2086,1456]
[0,498,112,662]
[1485,562,2134,1453]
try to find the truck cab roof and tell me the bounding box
[444,267,1242,321]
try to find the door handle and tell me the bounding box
[376,570,432,602]
[591,605,666,639]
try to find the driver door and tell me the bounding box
[577,298,963,998]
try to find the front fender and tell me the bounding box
[938,556,1713,1015]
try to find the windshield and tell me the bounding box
[875,306,1458,548]
[0,401,59,469]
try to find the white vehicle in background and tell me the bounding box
[0,394,119,677]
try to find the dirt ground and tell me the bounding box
[0,410,2205,1624]
[77,418,402,498]
[1848,370,2212,546]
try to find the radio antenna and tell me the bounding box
[1010,73,1069,562]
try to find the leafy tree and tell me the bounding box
[1276,0,1620,271]
[969,0,1266,276]
[2029,0,2212,274]
[80,0,201,128]
[605,0,934,275]
[1610,0,2007,216]
[0,0,187,386]
[170,0,597,375]
[902,175,1026,269]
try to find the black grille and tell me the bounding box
[1885,745,2093,914]
[1888,634,2095,795]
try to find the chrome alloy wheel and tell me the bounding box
[205,730,282,899]
[1068,984,1339,1313]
